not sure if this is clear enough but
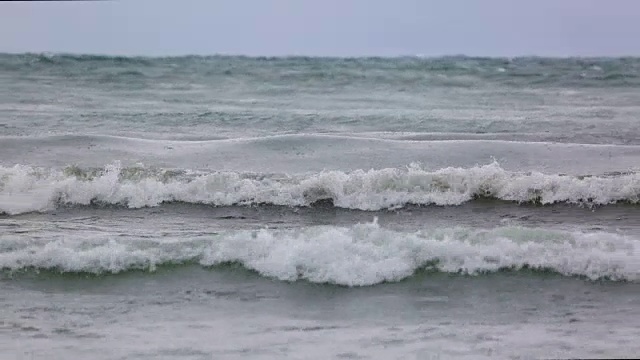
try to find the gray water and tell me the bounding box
[1,53,639,359]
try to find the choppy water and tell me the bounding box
[1,53,639,359]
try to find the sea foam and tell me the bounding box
[0,162,638,215]
[1,221,637,285]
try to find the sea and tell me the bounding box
[0,53,639,359]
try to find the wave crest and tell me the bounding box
[1,221,637,285]
[0,162,638,215]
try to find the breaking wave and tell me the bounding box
[0,162,638,215]
[1,220,637,285]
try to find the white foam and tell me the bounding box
[0,162,638,215]
[1,221,637,285]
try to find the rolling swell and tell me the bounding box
[1,162,638,215]
[1,221,637,285]
[3,53,640,87]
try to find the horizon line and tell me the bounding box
[2,50,640,60]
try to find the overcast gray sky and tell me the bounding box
[1,0,639,57]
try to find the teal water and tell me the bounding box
[0,53,639,359]
[2,54,640,142]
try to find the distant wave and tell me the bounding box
[1,220,637,285]
[1,162,638,215]
[2,53,639,87]
[7,53,153,65]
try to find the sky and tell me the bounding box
[1,0,639,57]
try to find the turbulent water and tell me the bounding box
[1,53,639,359]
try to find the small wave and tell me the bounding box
[0,162,638,215]
[25,53,153,66]
[3,53,640,87]
[1,221,637,285]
